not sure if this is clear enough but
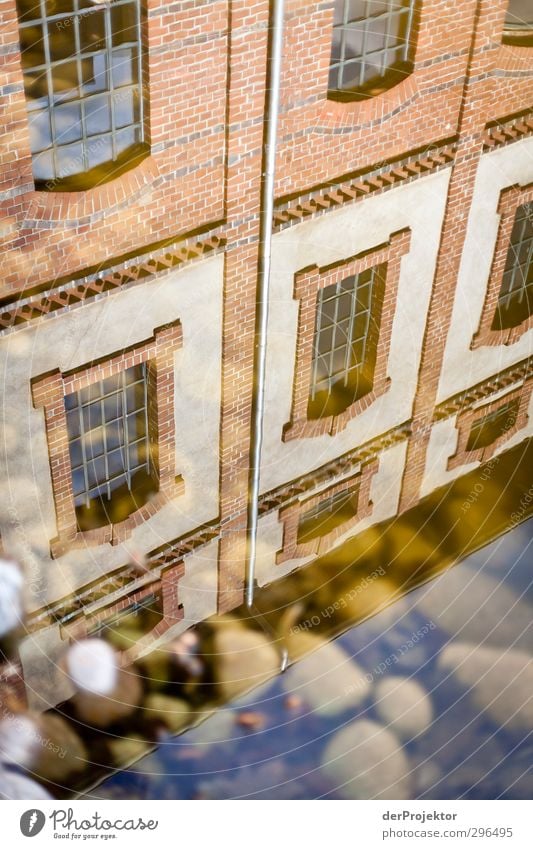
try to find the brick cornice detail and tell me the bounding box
[483,110,533,151]
[259,422,410,516]
[0,233,226,335]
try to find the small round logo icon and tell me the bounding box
[20,810,46,837]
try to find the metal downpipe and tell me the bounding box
[245,0,285,609]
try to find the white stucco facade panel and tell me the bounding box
[0,255,223,611]
[438,137,533,403]
[261,168,451,493]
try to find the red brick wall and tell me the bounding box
[0,0,229,298]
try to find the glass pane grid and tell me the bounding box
[310,266,378,402]
[497,203,533,317]
[16,0,144,181]
[329,0,414,92]
[65,363,150,509]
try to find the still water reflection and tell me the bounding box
[89,518,532,800]
[1,441,531,800]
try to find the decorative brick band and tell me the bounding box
[31,322,184,557]
[26,523,218,634]
[472,182,533,349]
[0,233,225,335]
[272,143,456,231]
[447,378,532,471]
[483,110,533,151]
[434,356,533,421]
[259,422,410,516]
[275,459,379,565]
[283,229,411,441]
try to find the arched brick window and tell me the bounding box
[328,0,416,102]
[503,0,533,46]
[16,0,148,190]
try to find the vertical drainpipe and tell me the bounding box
[245,0,286,608]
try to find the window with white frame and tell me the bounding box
[492,202,533,330]
[65,363,155,530]
[503,0,533,45]
[328,0,416,100]
[308,264,385,419]
[16,0,146,189]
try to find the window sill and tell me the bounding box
[327,65,414,104]
[502,30,533,48]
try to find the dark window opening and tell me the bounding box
[502,0,533,46]
[307,264,386,420]
[16,0,148,190]
[328,0,416,102]
[65,363,157,532]
[465,399,520,453]
[297,485,361,545]
[89,590,163,641]
[492,202,533,331]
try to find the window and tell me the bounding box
[465,400,520,453]
[283,230,410,441]
[492,202,533,331]
[503,0,533,46]
[276,462,378,564]
[66,363,154,531]
[32,322,184,556]
[16,0,147,189]
[473,184,533,348]
[447,381,532,471]
[308,264,385,420]
[89,590,163,641]
[329,0,416,101]
[296,484,360,545]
